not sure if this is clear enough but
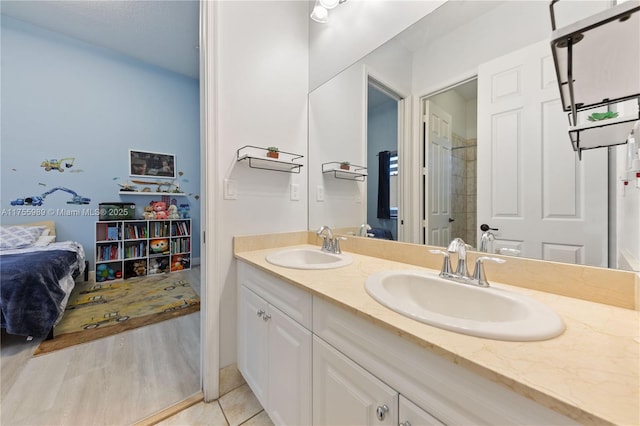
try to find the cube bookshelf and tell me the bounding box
[95,219,191,282]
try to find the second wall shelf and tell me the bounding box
[322,162,367,181]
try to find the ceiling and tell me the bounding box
[0,0,200,79]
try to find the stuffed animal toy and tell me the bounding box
[143,205,155,220]
[96,264,116,282]
[168,204,180,219]
[150,238,169,254]
[178,203,190,219]
[171,255,184,271]
[133,261,146,276]
[96,264,108,282]
[149,258,162,274]
[152,201,168,219]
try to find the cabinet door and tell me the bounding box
[313,336,397,426]
[238,285,269,407]
[267,305,312,426]
[399,395,444,426]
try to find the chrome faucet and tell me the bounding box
[479,224,498,252]
[358,223,374,238]
[447,237,470,278]
[316,225,346,254]
[430,237,506,287]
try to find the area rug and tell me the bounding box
[34,274,200,356]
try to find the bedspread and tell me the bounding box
[1,245,82,338]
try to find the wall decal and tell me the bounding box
[40,157,75,172]
[10,187,91,206]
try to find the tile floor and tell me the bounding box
[157,364,273,426]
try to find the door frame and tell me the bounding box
[199,0,220,400]
[414,73,478,245]
[364,67,410,242]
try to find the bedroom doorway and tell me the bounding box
[0,1,204,423]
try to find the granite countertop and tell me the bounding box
[235,244,639,426]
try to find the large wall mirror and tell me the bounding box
[308,0,640,272]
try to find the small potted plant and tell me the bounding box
[266,146,279,159]
[340,161,351,170]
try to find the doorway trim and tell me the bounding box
[365,67,410,242]
[415,72,478,246]
[199,0,220,401]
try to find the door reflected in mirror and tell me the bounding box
[422,79,477,248]
[367,79,402,241]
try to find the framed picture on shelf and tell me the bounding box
[129,149,176,178]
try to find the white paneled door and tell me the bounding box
[424,100,453,247]
[477,40,608,266]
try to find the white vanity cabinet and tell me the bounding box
[313,336,397,426]
[237,261,578,426]
[399,396,445,426]
[237,263,312,426]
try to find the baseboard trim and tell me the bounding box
[133,391,204,426]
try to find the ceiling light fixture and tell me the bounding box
[310,1,328,23]
[319,0,339,10]
[310,0,347,24]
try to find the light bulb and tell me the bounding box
[319,0,339,9]
[310,4,328,23]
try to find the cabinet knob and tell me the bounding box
[399,422,412,426]
[376,404,389,421]
[262,313,271,322]
[257,309,265,318]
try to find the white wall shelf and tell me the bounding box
[237,145,304,174]
[119,191,186,196]
[550,0,640,157]
[322,162,367,181]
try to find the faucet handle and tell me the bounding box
[429,249,453,277]
[472,256,506,287]
[333,236,347,254]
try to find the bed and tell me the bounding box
[0,221,86,339]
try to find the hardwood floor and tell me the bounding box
[1,268,201,425]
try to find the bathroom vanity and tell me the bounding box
[235,234,639,426]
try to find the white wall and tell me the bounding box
[411,1,609,94]
[309,0,445,90]
[309,64,366,230]
[615,140,640,271]
[215,1,309,368]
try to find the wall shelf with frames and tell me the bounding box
[237,145,304,174]
[322,162,367,181]
[549,0,640,158]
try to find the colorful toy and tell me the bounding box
[152,201,168,219]
[171,256,184,271]
[96,264,116,282]
[143,205,155,220]
[149,257,169,274]
[150,238,169,254]
[178,203,190,219]
[168,204,180,219]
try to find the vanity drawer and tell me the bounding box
[237,261,312,330]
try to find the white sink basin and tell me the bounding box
[266,248,352,270]
[365,270,564,341]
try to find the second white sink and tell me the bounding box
[266,247,352,270]
[365,270,565,341]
